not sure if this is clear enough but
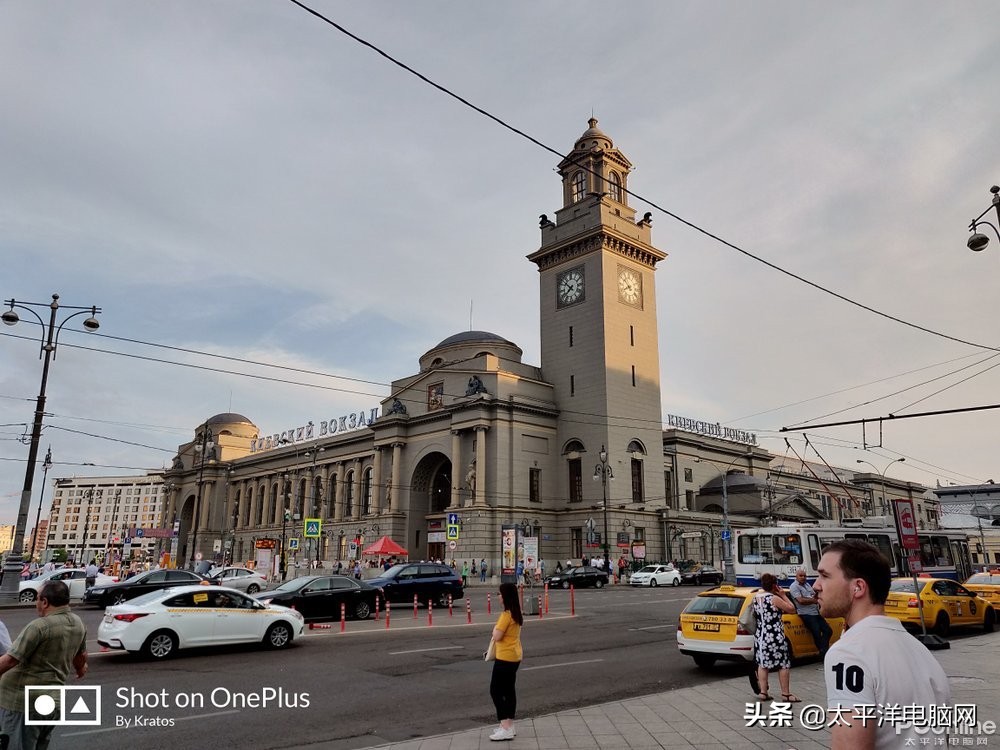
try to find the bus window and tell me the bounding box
[931,536,953,566]
[919,536,936,568]
[867,534,894,564]
[808,534,821,570]
[773,534,802,565]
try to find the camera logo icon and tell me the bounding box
[25,686,101,726]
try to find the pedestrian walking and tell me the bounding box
[84,559,99,589]
[480,558,488,582]
[487,582,523,742]
[751,572,797,702]
[788,568,833,656]
[462,561,469,587]
[0,580,87,749]
[814,539,950,749]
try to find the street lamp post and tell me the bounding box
[188,428,215,570]
[593,446,614,574]
[0,293,101,601]
[29,447,53,564]
[856,458,905,516]
[694,451,753,582]
[280,474,291,580]
[966,185,1000,253]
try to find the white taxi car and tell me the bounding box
[629,564,681,587]
[97,585,304,659]
[19,568,117,602]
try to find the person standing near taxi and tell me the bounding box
[487,582,523,742]
[752,573,798,702]
[814,540,950,750]
[789,568,833,656]
[0,580,87,750]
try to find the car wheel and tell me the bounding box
[354,601,371,620]
[671,578,680,587]
[18,590,36,603]
[142,630,178,660]
[933,612,950,637]
[595,578,604,589]
[264,622,293,649]
[436,592,451,609]
[561,581,570,590]
[246,584,260,594]
[112,592,128,606]
[984,607,995,633]
[692,654,717,669]
[649,578,658,588]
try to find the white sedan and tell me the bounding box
[19,569,118,602]
[629,564,681,587]
[97,585,304,659]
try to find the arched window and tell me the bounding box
[362,468,373,515]
[233,489,242,530]
[608,171,622,202]
[327,475,337,518]
[345,471,355,518]
[269,484,278,524]
[571,171,586,203]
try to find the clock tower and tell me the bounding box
[528,119,666,505]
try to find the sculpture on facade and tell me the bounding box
[388,398,407,415]
[466,375,488,396]
[465,459,477,494]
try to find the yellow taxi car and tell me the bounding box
[884,577,995,637]
[963,571,1000,607]
[676,585,844,669]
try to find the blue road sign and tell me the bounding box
[720,529,731,541]
[447,512,459,526]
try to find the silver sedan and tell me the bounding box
[207,566,269,594]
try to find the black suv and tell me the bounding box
[367,563,464,607]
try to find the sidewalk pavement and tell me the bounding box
[359,631,1000,750]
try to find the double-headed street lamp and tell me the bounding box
[856,457,905,516]
[1,293,100,601]
[188,428,215,569]
[593,446,614,573]
[966,185,1000,253]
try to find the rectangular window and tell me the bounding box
[631,365,636,386]
[630,458,644,504]
[571,528,583,559]
[684,468,693,483]
[569,326,574,347]
[633,527,645,543]
[570,375,575,397]
[568,459,583,503]
[630,326,634,346]
[685,490,694,508]
[529,468,541,503]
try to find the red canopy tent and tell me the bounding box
[362,535,408,557]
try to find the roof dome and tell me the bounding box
[206,413,254,425]
[434,330,517,349]
[575,117,613,150]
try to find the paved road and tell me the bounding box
[0,584,753,749]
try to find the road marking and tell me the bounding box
[63,710,241,737]
[389,645,464,655]
[522,658,604,671]
[629,624,675,631]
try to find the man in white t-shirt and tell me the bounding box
[813,539,950,750]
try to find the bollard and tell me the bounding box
[341,602,346,633]
[448,594,453,617]
[386,600,391,630]
[487,592,492,614]
[428,599,433,626]
[538,594,543,619]
[375,597,380,621]
[466,597,472,624]
[544,583,549,614]
[414,594,418,619]
[570,584,575,616]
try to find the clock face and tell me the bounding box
[618,267,642,306]
[557,267,585,307]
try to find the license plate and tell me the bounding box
[693,622,720,632]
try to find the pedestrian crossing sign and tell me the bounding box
[304,518,321,538]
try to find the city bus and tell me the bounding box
[733,519,973,586]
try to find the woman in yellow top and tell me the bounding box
[488,582,523,741]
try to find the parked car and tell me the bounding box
[207,566,268,594]
[83,569,206,607]
[629,564,681,588]
[884,577,995,636]
[681,564,725,586]
[676,585,845,669]
[98,585,304,659]
[255,575,380,621]
[963,571,1000,607]
[544,566,609,589]
[367,563,464,607]
[19,569,117,602]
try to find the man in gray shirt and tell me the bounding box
[789,568,832,656]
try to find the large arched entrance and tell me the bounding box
[410,452,452,560]
[177,494,196,567]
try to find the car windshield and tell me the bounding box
[889,579,917,593]
[125,590,168,606]
[684,595,743,616]
[377,565,406,578]
[637,566,658,574]
[272,578,310,592]
[966,574,1000,585]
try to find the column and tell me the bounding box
[352,459,362,521]
[200,480,214,530]
[321,465,332,518]
[390,443,402,513]
[304,472,314,517]
[372,447,383,515]
[475,427,488,507]
[333,463,343,521]
[450,431,462,509]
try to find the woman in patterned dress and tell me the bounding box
[752,572,799,702]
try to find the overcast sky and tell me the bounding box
[2,1,999,526]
